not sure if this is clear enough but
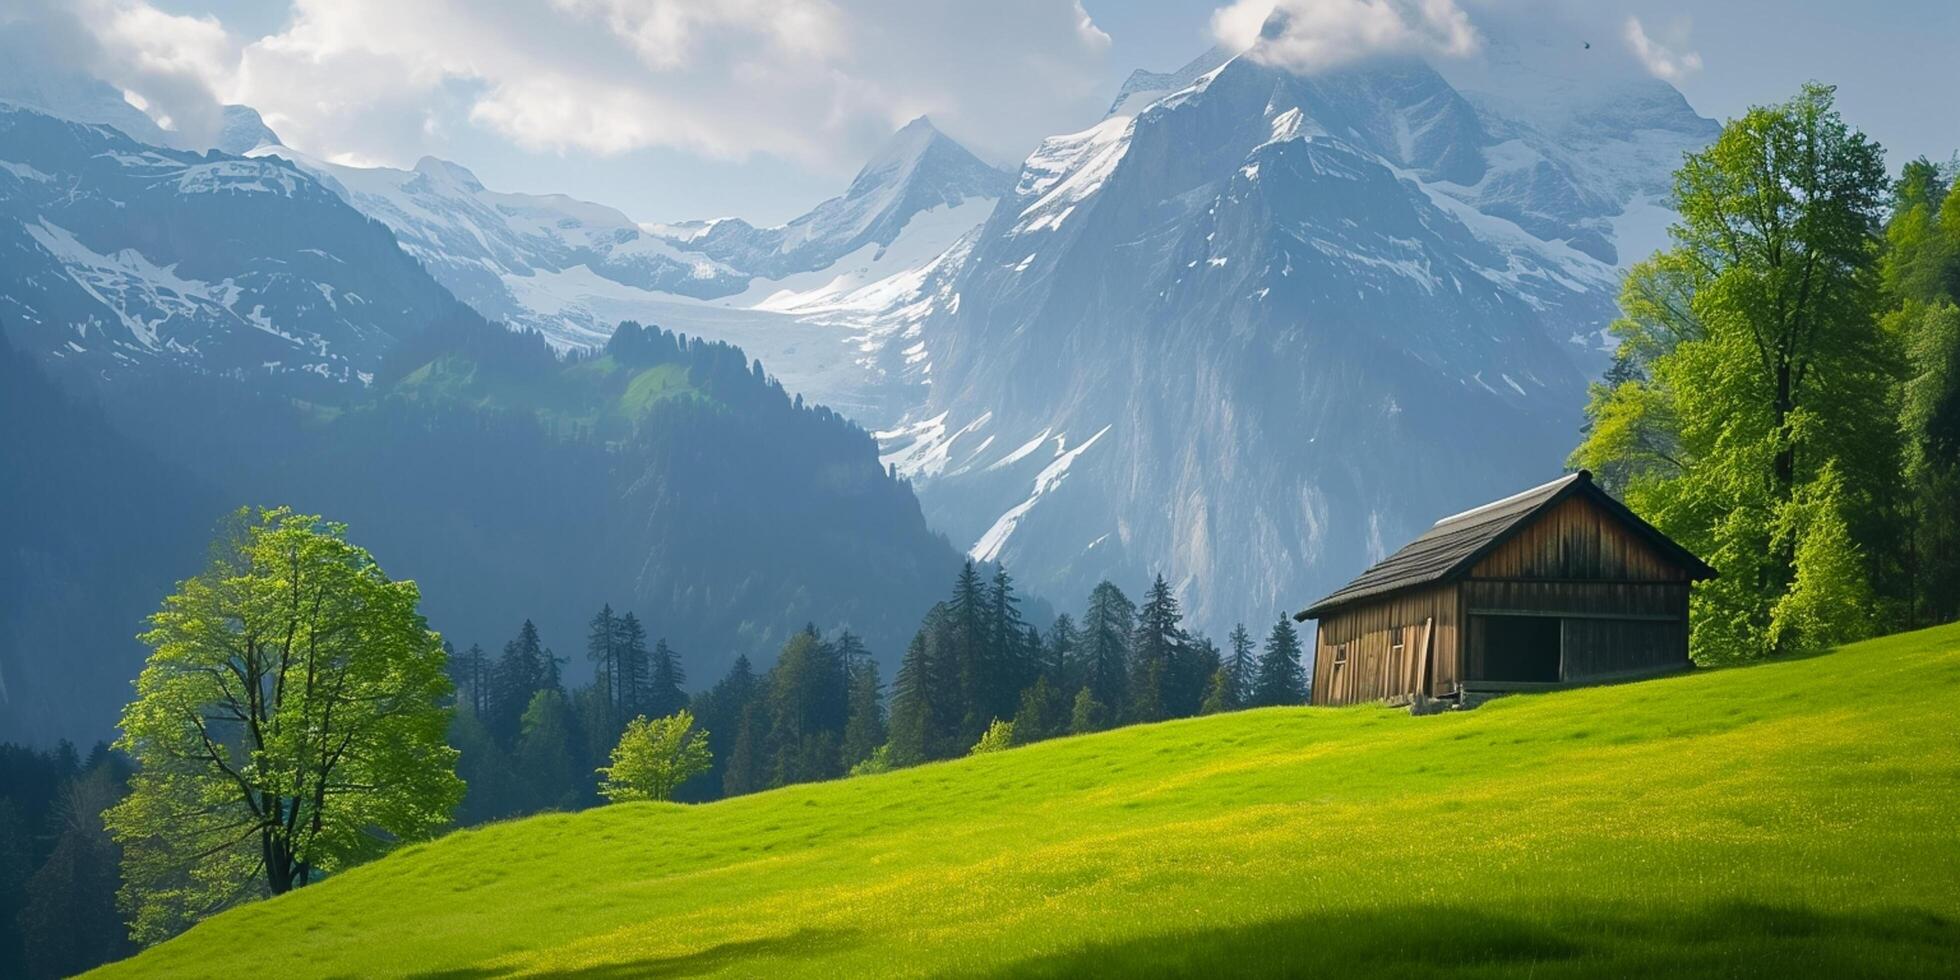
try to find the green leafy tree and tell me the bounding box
[1883,161,1960,624]
[1251,616,1307,707]
[969,718,1015,755]
[1069,686,1109,735]
[515,689,582,811]
[847,744,893,778]
[1199,668,1233,715]
[105,508,462,944]
[597,711,712,803]
[1012,675,1065,744]
[1571,84,1899,659]
[449,709,519,824]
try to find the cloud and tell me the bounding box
[1211,0,1480,74]
[1622,15,1701,82]
[23,0,1115,179]
[1,0,236,144]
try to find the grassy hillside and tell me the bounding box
[101,625,1960,978]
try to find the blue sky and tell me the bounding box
[78,1,1960,224]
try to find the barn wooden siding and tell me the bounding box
[1310,583,1458,706]
[1469,494,1687,581]
[1461,493,1694,685]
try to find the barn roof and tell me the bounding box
[1294,470,1715,621]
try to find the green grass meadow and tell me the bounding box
[100,625,1960,977]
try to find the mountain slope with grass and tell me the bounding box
[100,624,1960,978]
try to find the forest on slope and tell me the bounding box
[0,314,966,747]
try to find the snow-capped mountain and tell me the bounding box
[877,35,1716,637]
[252,145,753,347]
[252,115,1006,421]
[0,104,468,387]
[659,116,1011,280]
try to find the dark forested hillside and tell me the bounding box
[10,315,965,746]
[0,338,220,746]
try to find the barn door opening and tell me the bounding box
[1476,615,1561,683]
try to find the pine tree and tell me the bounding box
[1080,581,1133,721]
[1251,616,1307,707]
[887,614,937,767]
[451,643,490,717]
[764,631,847,786]
[17,772,128,977]
[1129,575,1184,722]
[1023,624,1045,694]
[649,639,688,719]
[489,620,554,745]
[615,613,651,716]
[1180,635,1223,717]
[986,565,1030,724]
[723,702,767,797]
[947,562,990,742]
[689,655,756,801]
[0,799,30,978]
[839,632,886,769]
[586,604,620,715]
[1225,623,1255,711]
[1043,613,1077,688]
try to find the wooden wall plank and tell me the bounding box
[1311,583,1459,706]
[1470,493,1695,582]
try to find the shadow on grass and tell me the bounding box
[409,926,862,979]
[974,901,1957,979]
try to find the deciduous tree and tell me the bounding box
[105,508,461,943]
[597,711,711,803]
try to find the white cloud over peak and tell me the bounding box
[15,0,1115,178]
[1622,15,1701,82]
[1211,0,1480,74]
[2,0,237,144]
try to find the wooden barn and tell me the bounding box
[1295,470,1716,707]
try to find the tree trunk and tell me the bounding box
[263,833,296,896]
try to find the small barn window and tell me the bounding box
[1333,645,1349,669]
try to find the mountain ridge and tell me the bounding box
[879,39,1714,637]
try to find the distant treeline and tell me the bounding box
[443,561,1311,821]
[0,742,134,978]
